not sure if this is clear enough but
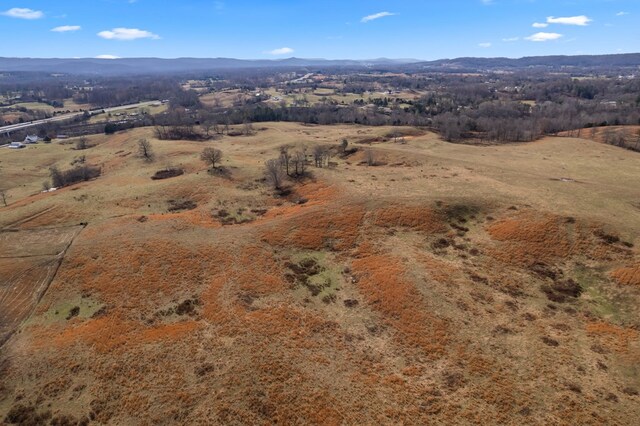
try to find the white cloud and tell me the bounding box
[361,12,396,23]
[478,42,492,48]
[266,47,294,55]
[525,32,563,42]
[502,37,519,42]
[546,15,592,26]
[481,0,494,4]
[98,28,160,41]
[95,55,120,59]
[51,25,81,32]
[532,22,548,28]
[2,8,43,19]
[616,12,629,16]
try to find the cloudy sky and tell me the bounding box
[0,0,637,59]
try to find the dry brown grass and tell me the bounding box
[1,122,639,424]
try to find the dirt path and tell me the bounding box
[0,224,85,347]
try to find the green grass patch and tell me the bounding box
[29,296,104,325]
[7,102,55,112]
[285,251,343,304]
[214,207,257,225]
[573,264,634,325]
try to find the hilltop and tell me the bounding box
[0,123,639,423]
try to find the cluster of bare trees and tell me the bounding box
[264,140,348,190]
[312,145,333,168]
[154,123,204,141]
[277,145,308,178]
[154,107,209,140]
[47,164,101,189]
[71,76,182,109]
[75,137,90,150]
[265,144,316,190]
[600,128,640,151]
[265,158,286,190]
[434,111,540,143]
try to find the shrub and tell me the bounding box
[49,165,101,188]
[151,168,184,180]
[105,123,118,134]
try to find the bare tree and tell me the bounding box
[0,189,7,207]
[201,121,214,138]
[265,159,285,190]
[340,139,348,154]
[75,137,88,150]
[436,114,462,142]
[365,149,376,166]
[49,166,65,188]
[279,145,291,176]
[243,121,254,136]
[292,150,307,176]
[137,138,154,162]
[614,131,627,148]
[201,147,223,170]
[602,128,616,145]
[313,145,329,168]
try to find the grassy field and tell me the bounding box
[2,98,93,113]
[0,123,639,423]
[200,86,425,108]
[4,102,55,112]
[87,103,168,124]
[0,226,83,345]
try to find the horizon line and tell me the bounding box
[1,52,639,62]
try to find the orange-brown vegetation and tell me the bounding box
[486,211,624,266]
[351,251,449,358]
[261,205,365,251]
[586,322,640,359]
[1,124,639,424]
[373,205,447,233]
[610,263,640,287]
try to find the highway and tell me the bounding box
[0,100,160,135]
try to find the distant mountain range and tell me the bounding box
[0,54,638,75]
[416,54,640,70]
[0,57,418,75]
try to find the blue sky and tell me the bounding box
[0,0,638,59]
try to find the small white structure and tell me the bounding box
[24,135,39,144]
[9,142,25,149]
